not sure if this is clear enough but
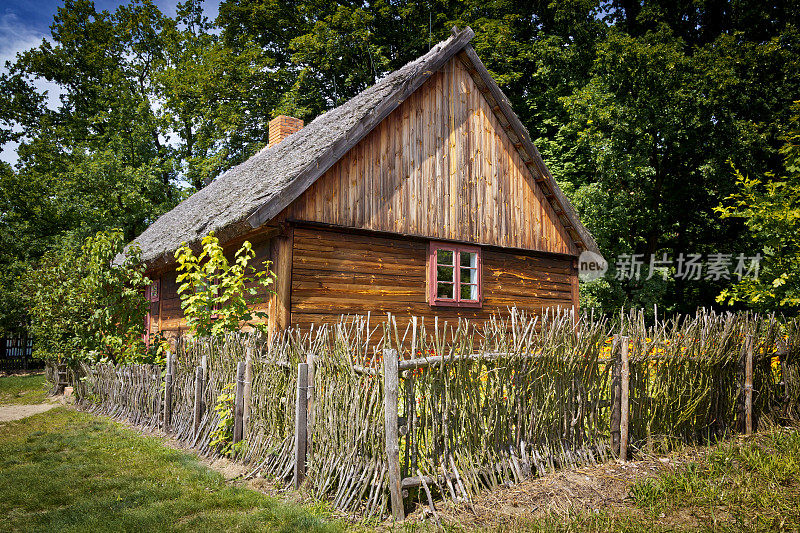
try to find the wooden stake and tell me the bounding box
[306,352,315,458]
[619,336,630,462]
[610,336,622,456]
[193,365,205,437]
[745,334,754,436]
[163,351,174,431]
[294,362,309,489]
[243,348,253,435]
[384,348,405,521]
[233,361,246,444]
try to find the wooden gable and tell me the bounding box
[277,55,579,256]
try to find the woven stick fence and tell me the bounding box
[64,309,800,520]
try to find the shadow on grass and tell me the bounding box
[0,408,344,533]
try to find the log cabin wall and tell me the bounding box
[144,232,274,343]
[290,226,577,335]
[278,55,578,257]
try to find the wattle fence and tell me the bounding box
[54,309,800,520]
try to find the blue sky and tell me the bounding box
[0,0,219,164]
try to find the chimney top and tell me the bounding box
[268,115,304,147]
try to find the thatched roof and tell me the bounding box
[130,27,598,266]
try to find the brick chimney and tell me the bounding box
[268,115,304,147]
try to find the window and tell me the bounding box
[428,242,482,307]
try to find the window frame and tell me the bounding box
[428,241,483,308]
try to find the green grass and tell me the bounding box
[432,426,800,532]
[0,373,48,405]
[0,408,344,533]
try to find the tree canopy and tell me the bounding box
[1,0,799,332]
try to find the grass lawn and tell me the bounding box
[0,407,344,532]
[0,373,48,405]
[411,426,800,532]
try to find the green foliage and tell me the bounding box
[175,232,274,338]
[3,0,800,322]
[25,229,150,365]
[716,102,800,312]
[208,383,245,457]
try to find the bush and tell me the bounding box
[175,232,274,337]
[25,229,151,365]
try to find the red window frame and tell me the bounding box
[428,242,482,308]
[143,280,160,345]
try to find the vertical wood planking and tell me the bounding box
[274,54,579,256]
[294,362,309,489]
[384,348,405,521]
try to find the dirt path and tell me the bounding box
[0,403,57,423]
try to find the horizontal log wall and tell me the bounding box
[290,227,576,334]
[147,234,273,343]
[279,56,577,256]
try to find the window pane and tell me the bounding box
[437,282,454,299]
[461,283,478,300]
[436,265,454,283]
[460,267,477,286]
[436,249,454,265]
[460,251,477,269]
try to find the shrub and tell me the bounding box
[25,229,150,365]
[175,232,274,337]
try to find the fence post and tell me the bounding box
[56,362,68,394]
[233,361,246,444]
[619,336,630,462]
[193,365,205,437]
[163,351,174,431]
[243,348,253,434]
[745,334,754,435]
[306,352,316,458]
[610,336,622,456]
[294,362,309,489]
[383,348,405,521]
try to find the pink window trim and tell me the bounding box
[428,241,483,308]
[143,280,160,346]
[143,285,152,344]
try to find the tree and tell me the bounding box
[716,102,800,312]
[25,229,150,365]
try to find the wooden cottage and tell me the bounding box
[131,27,599,343]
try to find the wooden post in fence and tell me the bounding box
[163,351,174,431]
[745,334,754,436]
[610,336,622,456]
[294,362,309,489]
[383,348,405,521]
[233,361,246,444]
[306,353,315,458]
[56,363,68,394]
[619,336,630,462]
[243,348,253,434]
[193,365,205,437]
